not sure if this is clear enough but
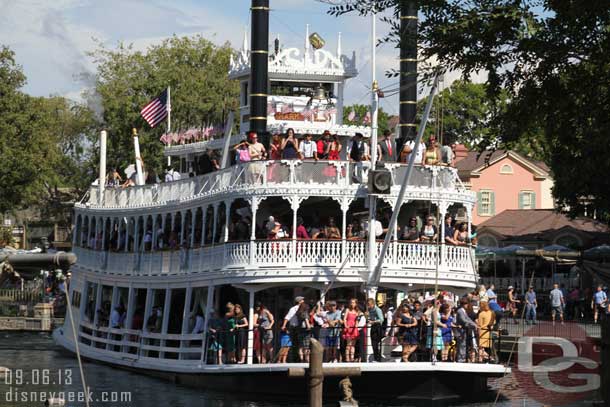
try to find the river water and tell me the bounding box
[0,332,596,407]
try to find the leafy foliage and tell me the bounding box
[0,46,96,216]
[89,35,239,174]
[326,0,610,217]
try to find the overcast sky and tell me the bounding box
[1,0,482,113]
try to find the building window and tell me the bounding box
[519,191,536,209]
[478,190,495,216]
[500,164,513,174]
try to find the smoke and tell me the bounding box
[40,7,104,121]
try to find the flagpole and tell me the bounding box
[167,86,171,167]
[366,7,379,300]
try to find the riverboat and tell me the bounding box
[55,0,507,401]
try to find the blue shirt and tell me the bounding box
[550,289,563,307]
[594,291,607,305]
[486,289,497,303]
[526,291,537,305]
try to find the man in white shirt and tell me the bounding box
[164,167,173,183]
[300,133,317,160]
[172,168,181,181]
[402,139,426,165]
[281,296,305,357]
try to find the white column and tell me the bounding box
[247,289,255,365]
[134,217,140,252]
[124,218,130,253]
[466,204,472,242]
[93,283,103,327]
[72,215,80,246]
[439,202,448,268]
[341,199,349,260]
[224,201,232,243]
[180,285,193,360]
[106,286,119,349]
[291,197,299,264]
[122,286,136,352]
[94,217,100,250]
[336,82,344,125]
[201,285,215,364]
[249,198,258,265]
[190,211,197,248]
[101,218,108,252]
[159,288,172,358]
[132,128,145,186]
[88,217,94,248]
[151,215,157,252]
[211,203,219,245]
[142,288,154,334]
[99,130,107,205]
[201,207,207,247]
[140,288,153,357]
[180,211,186,247]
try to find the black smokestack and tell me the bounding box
[399,0,417,142]
[249,0,269,134]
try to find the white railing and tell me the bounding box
[73,241,475,278]
[80,161,467,209]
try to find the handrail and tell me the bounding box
[79,161,471,210]
[73,241,476,277]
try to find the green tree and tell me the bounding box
[0,46,97,216]
[343,104,390,135]
[0,47,94,214]
[89,35,239,174]
[329,1,610,217]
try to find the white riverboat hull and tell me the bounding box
[54,327,508,402]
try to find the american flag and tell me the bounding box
[363,110,371,125]
[140,89,168,128]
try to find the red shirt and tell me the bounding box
[296,224,310,239]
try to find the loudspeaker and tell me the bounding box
[368,169,392,194]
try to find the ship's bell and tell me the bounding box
[309,32,325,50]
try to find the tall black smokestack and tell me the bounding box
[399,0,417,142]
[249,0,269,134]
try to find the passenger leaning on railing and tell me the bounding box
[476,301,496,363]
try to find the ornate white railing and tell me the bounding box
[73,241,475,279]
[82,161,468,210]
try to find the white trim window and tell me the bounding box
[478,190,495,216]
[500,164,513,174]
[519,191,536,210]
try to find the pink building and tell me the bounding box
[455,150,554,225]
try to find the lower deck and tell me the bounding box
[54,328,507,401]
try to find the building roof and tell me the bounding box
[477,209,609,242]
[455,150,550,179]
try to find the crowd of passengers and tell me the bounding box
[103,128,459,188]
[200,290,499,365]
[80,212,477,252]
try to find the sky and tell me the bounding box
[1,0,483,115]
